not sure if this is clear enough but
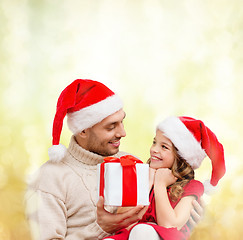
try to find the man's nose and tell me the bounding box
[116,124,126,138]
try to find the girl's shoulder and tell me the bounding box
[182,179,204,200]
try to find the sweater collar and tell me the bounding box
[67,135,104,166]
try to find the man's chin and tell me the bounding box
[102,148,120,157]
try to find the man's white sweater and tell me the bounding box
[26,136,125,240]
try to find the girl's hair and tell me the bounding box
[147,143,195,202]
[169,145,195,201]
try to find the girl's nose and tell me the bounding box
[151,145,158,153]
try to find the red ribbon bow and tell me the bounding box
[99,155,143,206]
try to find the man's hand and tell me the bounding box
[187,198,205,230]
[96,196,146,234]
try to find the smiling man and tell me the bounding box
[25,79,145,240]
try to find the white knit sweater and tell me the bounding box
[26,136,127,240]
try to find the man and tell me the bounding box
[26,79,202,240]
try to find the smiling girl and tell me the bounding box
[104,116,226,240]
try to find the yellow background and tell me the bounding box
[0,0,242,239]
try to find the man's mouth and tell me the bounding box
[109,139,120,148]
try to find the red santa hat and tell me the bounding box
[157,116,226,193]
[48,79,123,162]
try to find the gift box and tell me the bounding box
[97,155,150,206]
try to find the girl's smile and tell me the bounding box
[150,155,163,161]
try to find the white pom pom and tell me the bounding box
[48,144,67,162]
[203,179,217,195]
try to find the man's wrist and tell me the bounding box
[94,221,111,238]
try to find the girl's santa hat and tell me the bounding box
[48,79,123,162]
[157,116,226,193]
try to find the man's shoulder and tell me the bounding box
[33,160,68,177]
[27,160,72,192]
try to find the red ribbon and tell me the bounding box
[99,155,143,206]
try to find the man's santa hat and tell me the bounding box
[48,79,123,162]
[157,116,226,193]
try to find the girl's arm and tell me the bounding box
[154,168,195,230]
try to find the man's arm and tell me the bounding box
[26,190,67,240]
[96,196,146,234]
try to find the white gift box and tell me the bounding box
[97,156,150,206]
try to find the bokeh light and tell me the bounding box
[0,0,243,239]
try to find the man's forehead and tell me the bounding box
[103,109,126,124]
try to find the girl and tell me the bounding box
[104,116,225,240]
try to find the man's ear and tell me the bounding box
[77,129,89,138]
[75,129,89,148]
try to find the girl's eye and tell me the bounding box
[152,140,156,144]
[162,145,168,149]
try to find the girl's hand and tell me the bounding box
[149,167,156,189]
[154,168,177,187]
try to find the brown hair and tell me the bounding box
[147,144,195,202]
[169,145,194,201]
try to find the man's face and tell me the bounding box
[85,109,126,156]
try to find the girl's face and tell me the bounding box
[149,130,175,169]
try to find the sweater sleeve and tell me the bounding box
[90,221,111,239]
[26,189,67,240]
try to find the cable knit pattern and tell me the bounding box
[26,136,126,240]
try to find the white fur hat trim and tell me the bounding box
[48,144,67,162]
[157,116,206,169]
[203,179,217,194]
[67,94,123,134]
